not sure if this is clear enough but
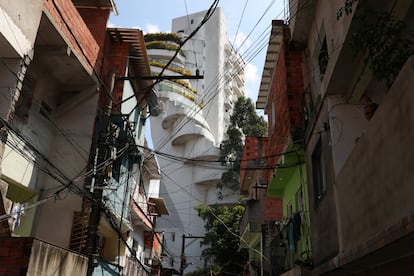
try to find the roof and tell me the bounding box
[72,0,118,15]
[149,197,169,216]
[107,28,154,106]
[256,21,285,111]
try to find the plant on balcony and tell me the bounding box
[146,41,186,57]
[338,1,414,87]
[172,79,197,94]
[149,60,193,76]
[157,82,203,108]
[144,32,183,45]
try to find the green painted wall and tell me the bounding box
[280,163,312,265]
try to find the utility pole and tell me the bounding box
[180,234,205,276]
[86,74,115,276]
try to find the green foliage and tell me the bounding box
[348,10,414,87]
[219,125,243,191]
[336,0,358,19]
[149,60,193,76]
[196,203,248,274]
[186,265,221,276]
[172,79,198,94]
[219,96,267,193]
[231,97,267,137]
[144,32,183,45]
[337,1,414,87]
[145,41,186,57]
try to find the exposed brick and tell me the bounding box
[43,0,102,72]
[0,248,9,256]
[9,248,23,257]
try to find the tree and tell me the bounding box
[195,203,248,275]
[219,96,267,192]
[337,0,414,87]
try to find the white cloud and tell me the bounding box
[232,32,252,52]
[244,62,260,101]
[107,21,115,27]
[244,62,258,83]
[145,23,160,34]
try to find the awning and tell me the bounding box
[149,197,169,216]
[267,145,305,197]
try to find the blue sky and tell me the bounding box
[109,0,286,103]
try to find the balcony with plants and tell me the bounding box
[145,32,186,64]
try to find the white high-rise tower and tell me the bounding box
[149,7,245,273]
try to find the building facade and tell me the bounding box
[0,0,115,274]
[0,1,168,275]
[288,0,414,274]
[239,136,283,276]
[241,20,312,276]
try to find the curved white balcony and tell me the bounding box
[184,139,221,160]
[147,48,185,65]
[158,94,207,129]
[171,122,214,146]
[150,66,191,87]
[193,166,221,185]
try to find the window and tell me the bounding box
[312,139,326,203]
[312,24,328,94]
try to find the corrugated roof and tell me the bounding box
[149,197,169,216]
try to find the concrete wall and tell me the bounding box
[0,0,42,57]
[28,239,88,275]
[335,56,414,254]
[327,95,369,176]
[33,86,98,248]
[304,101,339,266]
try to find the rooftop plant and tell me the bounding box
[149,60,193,76]
[146,41,186,57]
[144,32,183,45]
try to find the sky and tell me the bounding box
[108,0,287,103]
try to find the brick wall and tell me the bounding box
[100,35,130,108]
[263,196,283,221]
[266,42,289,171]
[43,0,100,73]
[0,237,33,276]
[286,49,305,130]
[77,8,111,76]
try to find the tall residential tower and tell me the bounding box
[149,7,245,273]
